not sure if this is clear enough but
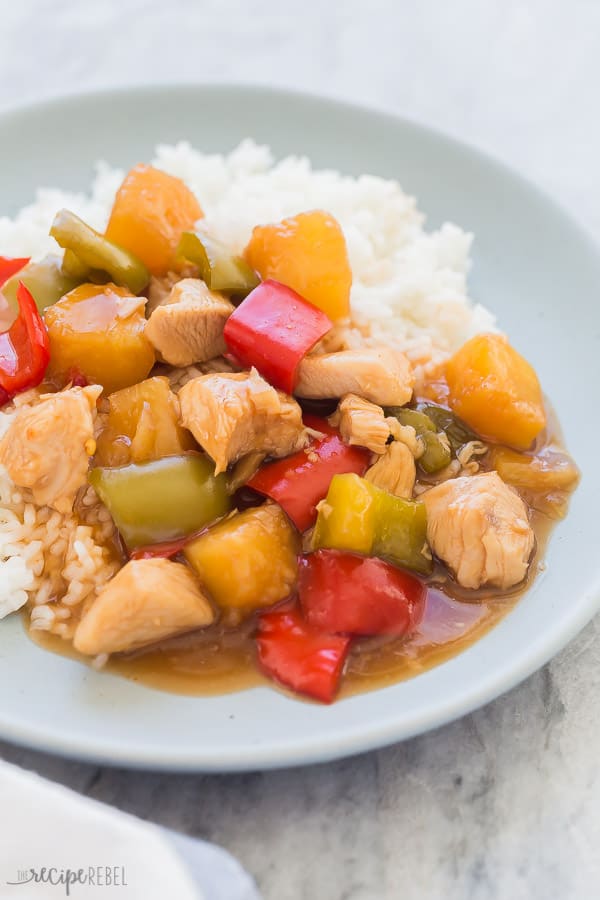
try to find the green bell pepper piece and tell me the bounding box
[61,248,91,280]
[177,231,260,298]
[386,407,451,474]
[1,254,80,314]
[385,407,436,433]
[417,403,478,454]
[89,454,231,549]
[50,209,150,295]
[61,248,111,285]
[373,488,432,575]
[312,473,432,575]
[419,431,452,474]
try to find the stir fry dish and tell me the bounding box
[0,159,579,703]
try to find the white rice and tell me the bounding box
[0,138,495,369]
[0,138,496,625]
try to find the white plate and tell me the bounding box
[0,85,597,771]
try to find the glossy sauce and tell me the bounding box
[27,398,575,702]
[29,507,557,701]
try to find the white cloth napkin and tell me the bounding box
[0,760,260,899]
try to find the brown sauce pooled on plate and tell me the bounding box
[28,509,556,701]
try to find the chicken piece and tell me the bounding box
[146,264,199,316]
[295,347,414,406]
[333,394,391,454]
[312,322,363,354]
[146,271,181,316]
[179,368,308,474]
[387,419,423,458]
[365,441,416,499]
[73,558,214,656]
[0,385,101,514]
[145,278,234,366]
[422,471,534,590]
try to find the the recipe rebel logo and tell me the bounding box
[5,866,128,895]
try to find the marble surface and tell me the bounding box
[1,2,600,897]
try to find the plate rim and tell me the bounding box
[0,82,598,772]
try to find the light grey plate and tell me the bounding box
[0,85,598,771]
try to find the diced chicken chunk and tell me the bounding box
[387,419,423,459]
[73,558,214,656]
[145,278,234,366]
[295,347,414,406]
[0,385,101,514]
[333,394,391,454]
[179,368,308,474]
[146,271,181,316]
[422,471,534,590]
[365,441,416,499]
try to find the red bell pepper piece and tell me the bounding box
[247,416,369,532]
[0,256,29,288]
[0,281,50,403]
[299,549,426,636]
[257,603,351,703]
[223,279,333,393]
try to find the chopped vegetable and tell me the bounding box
[0,282,50,403]
[313,473,432,575]
[299,549,426,636]
[416,403,477,453]
[50,209,150,294]
[244,210,352,320]
[177,231,259,297]
[95,376,195,467]
[256,603,351,703]
[490,446,580,492]
[418,431,452,474]
[184,503,299,620]
[0,257,29,287]
[61,247,99,281]
[445,333,546,450]
[313,470,376,555]
[44,283,155,394]
[105,164,203,276]
[386,407,451,473]
[385,407,435,434]
[223,279,333,394]
[1,254,80,315]
[89,454,231,549]
[374,486,431,574]
[247,416,369,532]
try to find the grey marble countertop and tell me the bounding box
[1,2,599,898]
